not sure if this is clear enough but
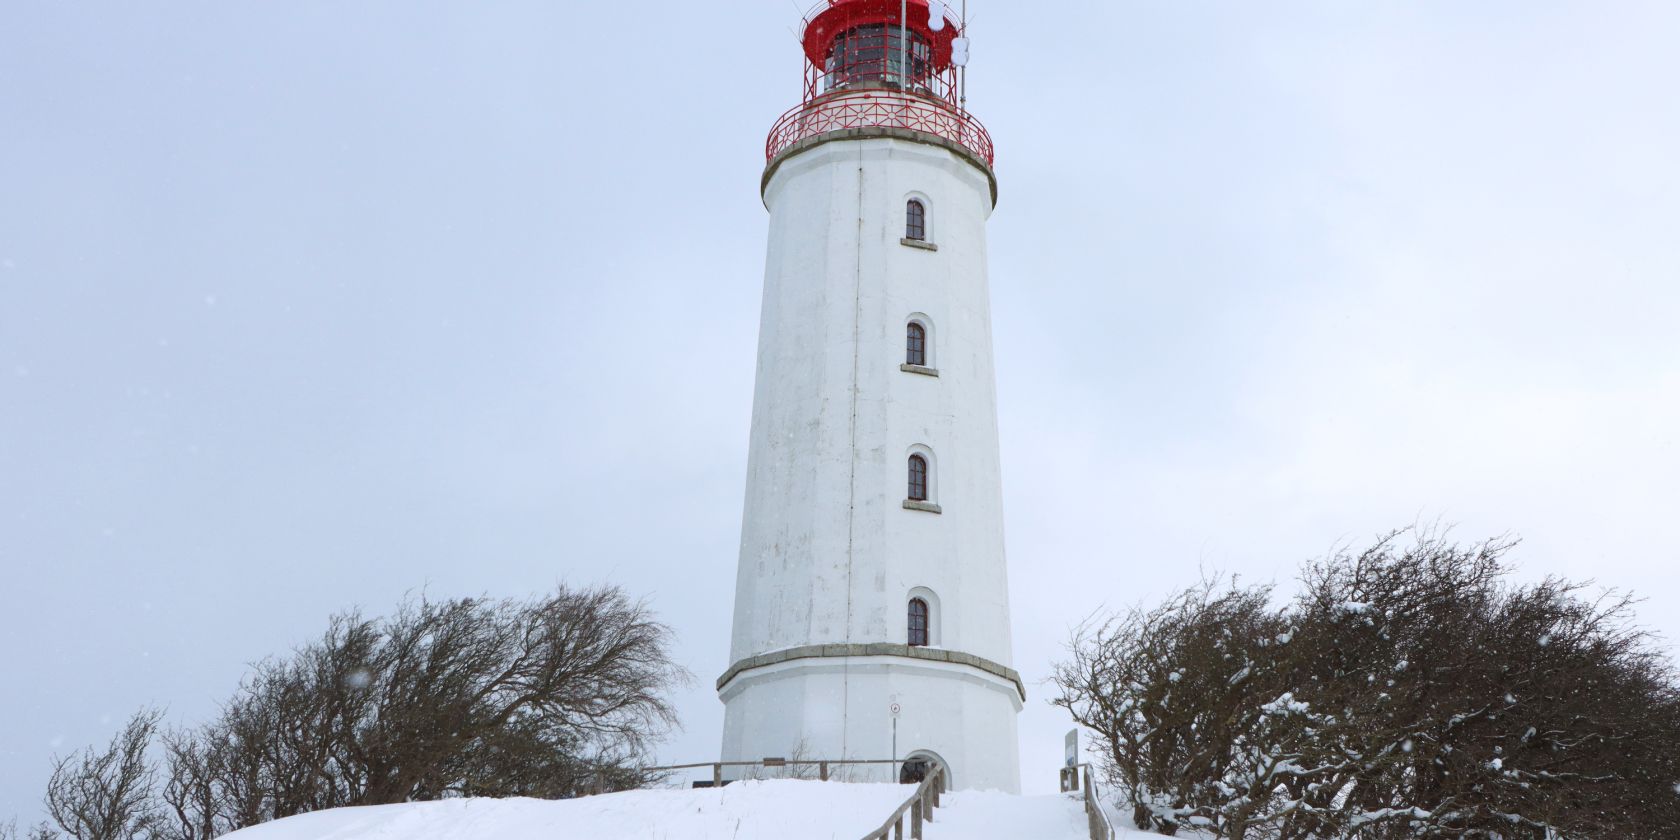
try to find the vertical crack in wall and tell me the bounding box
[839,144,866,762]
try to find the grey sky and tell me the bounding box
[3,0,1677,822]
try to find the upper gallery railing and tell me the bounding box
[766,90,994,167]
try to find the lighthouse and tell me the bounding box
[717,0,1020,792]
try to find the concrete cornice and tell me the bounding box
[717,644,1026,701]
[762,127,1000,208]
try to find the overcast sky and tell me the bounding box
[3,0,1678,822]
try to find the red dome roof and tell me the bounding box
[800,0,961,70]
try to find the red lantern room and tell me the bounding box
[767,0,993,168]
[801,0,963,104]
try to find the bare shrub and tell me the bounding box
[39,584,689,840]
[1,823,59,840]
[44,710,164,840]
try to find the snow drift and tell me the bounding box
[220,780,912,840]
[218,780,1117,840]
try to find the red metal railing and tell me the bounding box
[766,91,994,167]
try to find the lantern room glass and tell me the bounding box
[823,24,933,91]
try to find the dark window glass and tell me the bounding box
[906,322,926,367]
[906,199,926,241]
[908,454,929,501]
[908,598,930,647]
[825,24,932,90]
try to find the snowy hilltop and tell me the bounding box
[217,780,1114,840]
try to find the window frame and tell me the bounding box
[907,597,930,647]
[907,454,929,502]
[906,321,927,367]
[905,199,927,241]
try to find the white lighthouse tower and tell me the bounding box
[718,0,1020,793]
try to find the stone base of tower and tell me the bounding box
[718,653,1022,793]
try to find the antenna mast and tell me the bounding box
[960,0,968,111]
[901,0,909,89]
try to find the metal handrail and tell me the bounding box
[860,763,945,840]
[766,90,994,166]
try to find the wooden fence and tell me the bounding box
[644,757,909,786]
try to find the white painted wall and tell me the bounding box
[719,660,1022,792]
[721,126,1020,792]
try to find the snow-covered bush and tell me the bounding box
[1053,578,1291,834]
[1055,530,1680,839]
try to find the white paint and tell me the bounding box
[721,123,1019,792]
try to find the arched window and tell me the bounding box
[907,454,929,501]
[905,199,926,241]
[908,598,930,647]
[906,322,927,367]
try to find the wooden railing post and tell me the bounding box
[910,798,923,839]
[712,763,722,787]
[820,760,829,781]
[893,814,903,840]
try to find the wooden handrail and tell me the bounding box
[859,763,944,840]
[644,757,946,838]
[646,758,905,772]
[645,757,912,786]
[1070,764,1116,840]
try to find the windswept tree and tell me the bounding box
[0,821,60,840]
[1055,530,1680,840]
[29,583,688,840]
[1053,579,1289,833]
[43,710,165,840]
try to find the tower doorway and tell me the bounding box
[899,751,951,791]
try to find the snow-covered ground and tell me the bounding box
[220,781,911,840]
[219,780,1155,840]
[928,790,1160,840]
[924,789,1089,838]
